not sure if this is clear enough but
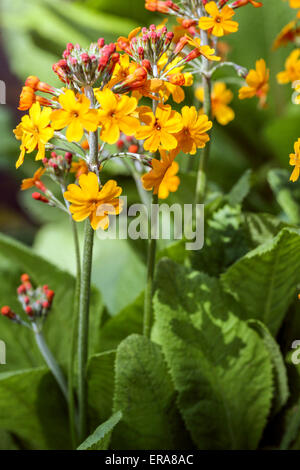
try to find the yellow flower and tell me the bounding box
[239,59,269,107]
[51,90,99,142]
[13,103,54,168]
[289,139,300,182]
[64,172,123,230]
[199,1,239,37]
[196,82,235,126]
[70,159,89,179]
[288,0,300,8]
[21,167,46,190]
[96,89,140,144]
[185,36,221,61]
[157,55,193,104]
[175,106,212,154]
[142,150,180,199]
[273,21,300,50]
[108,54,138,88]
[277,49,300,84]
[136,104,183,152]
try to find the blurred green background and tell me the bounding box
[0,0,298,314]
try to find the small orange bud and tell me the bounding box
[167,73,185,86]
[21,274,30,283]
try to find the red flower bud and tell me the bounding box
[98,38,105,48]
[32,192,49,204]
[17,285,27,295]
[21,274,30,283]
[47,290,55,302]
[42,301,50,309]
[128,144,139,153]
[25,306,34,317]
[1,306,15,319]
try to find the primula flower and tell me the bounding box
[239,59,269,107]
[196,82,235,126]
[136,104,183,152]
[70,159,89,179]
[174,106,212,154]
[108,54,138,88]
[51,90,99,142]
[277,49,300,84]
[287,0,300,8]
[21,167,46,191]
[199,2,239,37]
[142,150,180,199]
[14,103,54,168]
[95,88,140,144]
[289,139,300,182]
[185,36,221,62]
[156,55,193,103]
[273,21,300,50]
[18,86,52,111]
[64,172,123,230]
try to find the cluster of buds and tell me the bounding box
[43,151,73,177]
[145,0,262,19]
[1,274,55,329]
[53,40,120,89]
[18,76,60,111]
[116,134,143,155]
[119,25,174,70]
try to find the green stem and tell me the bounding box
[68,218,81,448]
[143,193,158,337]
[34,327,68,401]
[78,220,94,442]
[194,34,212,206]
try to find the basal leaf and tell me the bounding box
[77,411,122,451]
[154,259,273,450]
[112,334,191,450]
[222,228,300,335]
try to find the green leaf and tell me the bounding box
[112,334,190,450]
[0,430,19,450]
[154,259,273,450]
[243,212,291,248]
[191,205,250,277]
[248,320,289,415]
[226,169,253,207]
[97,293,143,353]
[87,350,116,430]
[268,169,300,224]
[0,233,103,372]
[77,411,122,450]
[222,228,300,335]
[280,399,300,450]
[0,368,70,449]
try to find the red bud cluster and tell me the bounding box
[53,40,120,88]
[43,151,73,177]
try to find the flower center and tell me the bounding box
[216,16,222,23]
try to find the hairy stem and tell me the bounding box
[143,193,158,337]
[195,31,213,206]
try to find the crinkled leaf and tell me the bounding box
[77,411,122,451]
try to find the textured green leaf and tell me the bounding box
[280,399,300,450]
[222,228,300,335]
[268,169,300,224]
[87,351,116,430]
[243,212,291,247]
[112,334,190,450]
[248,320,289,415]
[77,411,122,450]
[0,368,70,450]
[0,233,102,372]
[154,259,273,450]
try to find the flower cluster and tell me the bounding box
[276,1,300,181]
[1,274,55,330]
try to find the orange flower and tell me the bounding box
[21,167,46,191]
[136,104,183,152]
[175,106,212,154]
[70,160,89,179]
[117,28,141,53]
[64,172,123,230]
[277,49,300,84]
[199,1,239,37]
[25,76,55,94]
[185,36,221,61]
[239,59,269,107]
[18,86,53,111]
[196,82,235,126]
[289,138,300,182]
[273,21,300,50]
[142,150,180,199]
